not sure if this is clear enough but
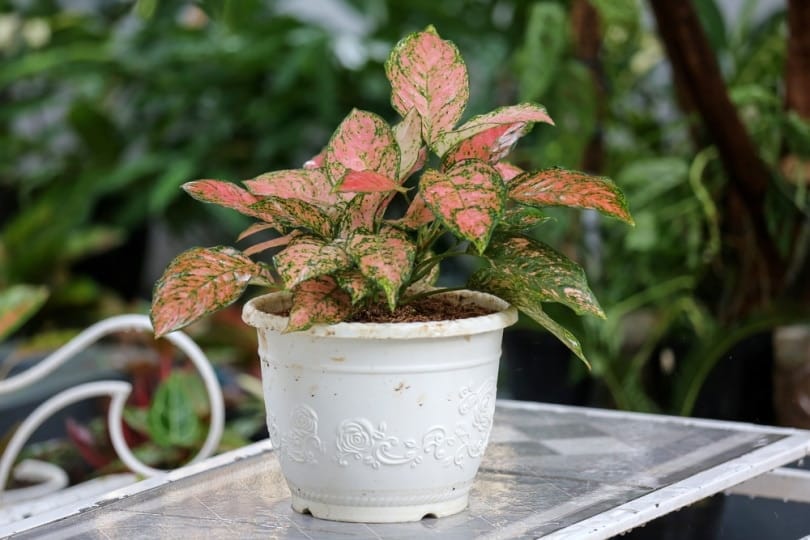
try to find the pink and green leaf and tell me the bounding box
[508,167,634,224]
[287,276,352,331]
[441,124,530,168]
[183,180,282,227]
[390,193,435,229]
[250,197,334,238]
[150,246,276,337]
[325,109,400,184]
[420,159,506,253]
[244,169,348,207]
[303,148,326,169]
[273,235,351,289]
[393,108,424,179]
[495,162,525,182]
[475,235,605,319]
[347,226,416,310]
[335,269,374,304]
[338,192,396,235]
[336,170,407,194]
[470,263,588,366]
[385,27,469,147]
[436,103,553,156]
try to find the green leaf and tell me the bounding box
[335,270,374,305]
[516,2,568,101]
[274,235,351,289]
[475,235,605,319]
[0,285,49,342]
[287,276,352,331]
[150,246,276,337]
[420,159,506,253]
[147,372,204,449]
[509,167,634,224]
[385,28,469,147]
[347,226,416,310]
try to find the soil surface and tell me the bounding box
[346,296,493,323]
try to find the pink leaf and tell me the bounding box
[287,276,352,331]
[508,168,634,224]
[420,159,506,253]
[243,232,296,256]
[347,226,416,310]
[250,197,334,238]
[237,222,276,242]
[392,108,424,179]
[495,162,525,182]
[244,169,348,207]
[183,180,283,227]
[325,109,400,185]
[337,170,406,193]
[436,103,553,155]
[303,148,325,169]
[442,124,529,167]
[273,235,351,289]
[391,193,435,229]
[385,27,469,147]
[150,247,276,337]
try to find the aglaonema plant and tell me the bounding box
[150,27,633,365]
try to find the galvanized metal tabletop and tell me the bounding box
[6,401,810,539]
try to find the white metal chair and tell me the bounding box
[0,315,225,525]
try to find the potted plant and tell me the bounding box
[150,27,632,523]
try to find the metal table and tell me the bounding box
[5,401,810,539]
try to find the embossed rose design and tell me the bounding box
[336,419,376,465]
[290,405,318,433]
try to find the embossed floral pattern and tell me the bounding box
[282,405,323,464]
[334,377,497,470]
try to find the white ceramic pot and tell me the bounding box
[242,290,517,523]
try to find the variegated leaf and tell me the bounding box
[442,123,530,168]
[325,109,400,185]
[337,170,406,193]
[393,108,424,179]
[495,162,525,182]
[339,192,396,235]
[420,159,506,253]
[347,226,415,310]
[477,235,604,319]
[470,266,588,365]
[436,103,553,156]
[287,276,352,331]
[151,246,276,337]
[498,206,550,233]
[385,27,469,147]
[335,269,374,304]
[250,197,333,238]
[390,193,435,229]
[244,169,348,207]
[508,168,634,224]
[183,180,282,227]
[274,235,350,289]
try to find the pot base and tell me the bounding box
[291,493,469,523]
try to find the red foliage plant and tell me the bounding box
[150,27,633,365]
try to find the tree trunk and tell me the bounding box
[648,0,784,321]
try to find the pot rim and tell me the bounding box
[242,289,518,339]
